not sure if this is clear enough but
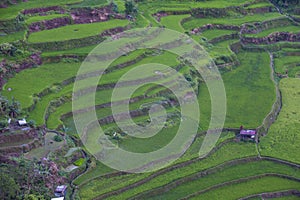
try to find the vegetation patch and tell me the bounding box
[189,176,300,200]
[2,62,80,108]
[137,160,300,199]
[27,19,129,43]
[260,78,300,164]
[0,0,82,20]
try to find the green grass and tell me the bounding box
[182,13,282,30]
[80,143,255,199]
[1,2,299,200]
[28,84,74,125]
[41,45,97,57]
[245,25,300,38]
[29,49,147,125]
[223,51,276,128]
[73,131,235,188]
[74,158,85,166]
[201,29,237,40]
[113,0,126,13]
[100,141,257,200]
[274,55,300,77]
[2,62,80,108]
[79,173,148,200]
[138,0,259,12]
[25,14,70,24]
[246,1,273,9]
[190,176,300,200]
[198,51,276,129]
[260,78,300,164]
[150,160,300,199]
[68,0,108,8]
[45,51,180,128]
[0,0,82,20]
[160,14,190,32]
[206,39,238,58]
[190,35,237,58]
[0,31,25,44]
[28,19,129,43]
[73,160,115,186]
[134,14,150,28]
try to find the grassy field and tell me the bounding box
[201,29,237,40]
[0,0,82,20]
[138,0,263,12]
[1,0,300,199]
[2,62,80,108]
[44,51,180,128]
[245,25,300,38]
[190,176,300,200]
[182,13,282,30]
[160,14,190,32]
[78,141,258,199]
[274,55,300,77]
[0,31,25,44]
[260,78,300,164]
[148,160,300,199]
[198,51,276,129]
[25,14,70,24]
[206,39,238,58]
[223,51,276,128]
[41,44,98,57]
[69,0,107,8]
[28,19,129,43]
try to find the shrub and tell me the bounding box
[28,120,36,128]
[0,120,8,129]
[53,134,63,142]
[73,158,85,166]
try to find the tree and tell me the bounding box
[8,97,21,118]
[125,0,138,16]
[0,119,8,130]
[0,172,20,200]
[0,96,8,116]
[24,194,46,200]
[28,120,36,128]
[0,43,17,57]
[111,1,119,13]
[54,134,63,142]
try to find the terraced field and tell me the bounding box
[0,0,300,199]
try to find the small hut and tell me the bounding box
[54,185,67,197]
[18,119,27,126]
[239,129,256,141]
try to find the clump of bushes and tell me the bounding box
[73,158,85,166]
[53,134,63,142]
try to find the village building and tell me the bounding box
[18,118,27,126]
[54,185,67,198]
[239,129,256,141]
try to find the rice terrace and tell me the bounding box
[0,0,300,199]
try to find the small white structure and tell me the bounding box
[18,119,27,126]
[8,118,11,124]
[51,197,64,200]
[54,185,67,197]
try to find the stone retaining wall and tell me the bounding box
[242,32,300,45]
[28,17,72,33]
[22,6,65,15]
